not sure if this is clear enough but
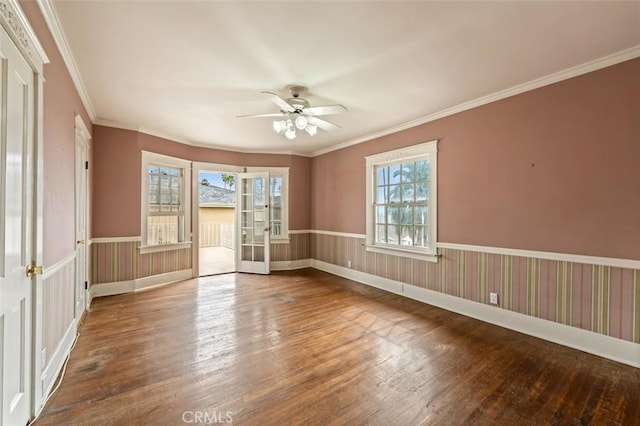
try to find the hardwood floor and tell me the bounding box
[35,269,639,425]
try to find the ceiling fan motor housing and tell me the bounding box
[286,98,310,113]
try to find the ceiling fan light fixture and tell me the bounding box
[304,124,317,136]
[284,128,297,140]
[294,115,308,129]
[286,119,295,132]
[273,120,287,134]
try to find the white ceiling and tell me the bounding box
[50,1,640,156]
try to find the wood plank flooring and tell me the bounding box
[34,269,640,425]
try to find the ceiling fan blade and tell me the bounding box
[261,91,295,113]
[303,104,347,116]
[236,112,288,118]
[307,116,342,132]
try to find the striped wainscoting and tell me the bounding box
[43,254,76,366]
[92,240,192,285]
[92,234,309,285]
[290,232,311,261]
[311,233,640,344]
[270,233,311,262]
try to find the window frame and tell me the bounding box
[140,151,192,254]
[365,140,438,262]
[247,166,289,243]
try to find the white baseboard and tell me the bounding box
[135,269,193,292]
[91,269,193,298]
[86,288,92,309]
[271,259,312,271]
[311,260,640,369]
[41,319,77,400]
[91,280,135,298]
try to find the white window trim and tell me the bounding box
[140,151,192,254]
[365,140,438,262]
[246,166,289,240]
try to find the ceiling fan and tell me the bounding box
[237,86,347,140]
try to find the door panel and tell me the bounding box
[236,173,269,274]
[0,27,35,426]
[75,130,88,319]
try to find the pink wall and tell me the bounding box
[92,127,311,237]
[20,2,93,267]
[311,59,640,260]
[92,127,140,236]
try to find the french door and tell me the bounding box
[236,172,270,274]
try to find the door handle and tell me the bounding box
[77,239,85,245]
[264,227,270,232]
[26,261,44,278]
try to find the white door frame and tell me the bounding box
[74,115,90,316]
[191,162,242,277]
[30,64,46,423]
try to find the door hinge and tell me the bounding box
[84,281,88,290]
[85,161,89,170]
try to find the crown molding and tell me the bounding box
[311,45,640,157]
[92,118,139,132]
[140,127,313,157]
[33,1,638,160]
[93,117,313,157]
[36,0,96,120]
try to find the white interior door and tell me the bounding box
[74,121,89,319]
[236,172,270,274]
[0,28,36,426]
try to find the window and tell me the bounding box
[365,140,438,261]
[269,175,284,237]
[247,167,289,241]
[141,152,191,253]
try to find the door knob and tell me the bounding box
[26,262,43,278]
[77,239,85,245]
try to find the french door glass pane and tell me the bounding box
[241,245,252,261]
[254,245,264,262]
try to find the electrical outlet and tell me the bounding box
[489,292,499,305]
[347,260,352,268]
